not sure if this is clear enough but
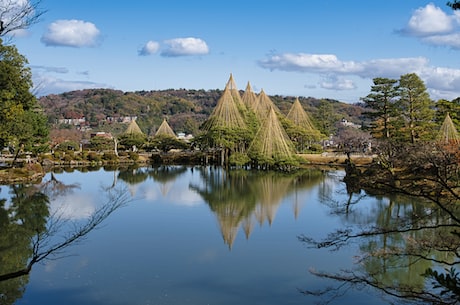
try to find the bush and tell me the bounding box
[102,152,119,162]
[63,154,74,163]
[229,152,250,167]
[53,151,62,160]
[128,151,139,161]
[87,152,102,162]
[306,143,323,153]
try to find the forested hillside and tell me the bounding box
[38,88,366,138]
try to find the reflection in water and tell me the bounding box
[4,165,446,305]
[0,174,129,305]
[301,183,460,304]
[190,167,325,249]
[148,165,188,196]
[116,165,188,196]
[0,184,49,304]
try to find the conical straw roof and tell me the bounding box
[438,112,460,144]
[249,107,295,160]
[241,81,258,110]
[155,118,176,137]
[225,73,245,109]
[202,86,247,130]
[287,98,317,131]
[125,119,143,135]
[225,73,238,91]
[254,89,280,120]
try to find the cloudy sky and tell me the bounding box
[10,0,460,103]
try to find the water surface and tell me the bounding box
[1,166,395,305]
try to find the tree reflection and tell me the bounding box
[299,187,460,304]
[148,165,188,195]
[0,176,129,304]
[190,167,325,249]
[117,166,149,185]
[0,184,49,304]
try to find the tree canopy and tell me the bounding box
[0,39,48,154]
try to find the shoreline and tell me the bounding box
[0,152,376,184]
[298,153,375,166]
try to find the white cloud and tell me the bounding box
[405,3,453,36]
[319,75,356,91]
[50,193,95,220]
[138,40,160,56]
[258,53,427,78]
[259,53,362,74]
[358,57,429,78]
[399,3,460,50]
[33,74,111,97]
[161,37,209,57]
[421,32,460,49]
[41,19,101,47]
[258,52,460,101]
[31,65,69,74]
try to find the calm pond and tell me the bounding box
[1,165,426,304]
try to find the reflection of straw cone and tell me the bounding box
[242,216,254,239]
[127,183,139,197]
[158,181,173,196]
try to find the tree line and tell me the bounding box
[360,74,459,145]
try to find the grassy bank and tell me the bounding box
[299,153,375,166]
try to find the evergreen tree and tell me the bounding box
[361,77,399,140]
[315,100,338,137]
[435,98,460,129]
[0,39,49,155]
[397,73,435,144]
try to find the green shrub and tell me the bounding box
[128,151,139,161]
[102,152,118,162]
[87,152,102,162]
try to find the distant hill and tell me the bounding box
[38,88,366,137]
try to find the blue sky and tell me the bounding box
[9,0,460,103]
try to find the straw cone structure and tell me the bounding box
[249,107,295,160]
[254,89,280,120]
[155,118,176,137]
[241,81,258,110]
[225,73,245,109]
[125,119,143,135]
[287,98,318,132]
[202,86,247,131]
[438,113,460,144]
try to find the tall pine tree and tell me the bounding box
[397,73,435,144]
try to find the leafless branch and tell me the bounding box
[0,0,46,37]
[0,185,130,282]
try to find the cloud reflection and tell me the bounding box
[49,193,96,220]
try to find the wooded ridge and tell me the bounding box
[38,88,366,137]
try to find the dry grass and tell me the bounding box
[299,153,374,166]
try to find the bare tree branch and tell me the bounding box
[0,0,46,37]
[0,185,130,282]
